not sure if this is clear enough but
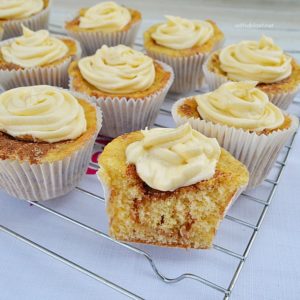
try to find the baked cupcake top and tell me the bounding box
[1,26,69,68]
[78,45,155,94]
[0,85,87,143]
[126,123,221,191]
[196,81,284,131]
[219,36,292,83]
[79,1,131,31]
[0,0,44,20]
[151,15,214,50]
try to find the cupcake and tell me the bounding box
[203,36,300,109]
[0,26,81,89]
[144,15,224,93]
[69,44,174,138]
[172,82,299,188]
[0,0,51,39]
[65,1,141,56]
[98,124,249,249]
[0,85,102,201]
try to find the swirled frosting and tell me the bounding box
[196,81,284,131]
[78,45,155,94]
[79,1,131,31]
[151,15,214,50]
[126,123,221,191]
[0,0,43,20]
[219,36,292,83]
[0,86,87,143]
[1,26,69,68]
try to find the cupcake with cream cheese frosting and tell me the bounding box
[203,36,300,109]
[65,1,141,55]
[0,0,51,39]
[172,81,299,188]
[144,15,224,93]
[0,85,102,201]
[98,123,249,249]
[0,26,81,89]
[69,44,174,137]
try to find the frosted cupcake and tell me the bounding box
[65,1,141,55]
[172,81,299,188]
[0,26,81,89]
[203,36,300,109]
[144,16,224,93]
[0,0,51,39]
[98,124,249,249]
[69,45,174,137]
[0,85,102,201]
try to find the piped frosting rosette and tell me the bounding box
[69,45,174,138]
[65,1,141,55]
[0,26,81,89]
[172,81,299,188]
[203,36,299,109]
[0,86,102,201]
[145,16,224,93]
[0,0,51,39]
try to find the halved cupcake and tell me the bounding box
[0,85,102,201]
[0,0,51,39]
[0,26,81,89]
[172,81,299,188]
[69,44,174,137]
[203,36,300,109]
[65,1,141,55]
[98,124,249,249]
[144,15,224,93]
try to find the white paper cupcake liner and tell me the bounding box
[0,100,102,202]
[65,17,141,56]
[203,54,300,110]
[69,61,174,138]
[0,34,81,90]
[172,98,299,189]
[2,0,51,39]
[145,39,224,94]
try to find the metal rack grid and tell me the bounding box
[0,23,299,300]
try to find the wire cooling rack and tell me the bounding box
[0,22,299,300]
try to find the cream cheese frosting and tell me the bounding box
[1,26,69,68]
[196,81,284,131]
[79,1,131,31]
[78,45,155,94]
[0,86,87,143]
[126,123,221,191]
[0,0,43,20]
[151,15,214,50]
[219,36,292,83]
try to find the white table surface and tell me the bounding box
[1,1,300,300]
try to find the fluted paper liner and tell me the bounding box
[145,39,224,94]
[172,98,299,189]
[69,61,174,138]
[2,0,51,39]
[65,16,141,56]
[0,34,82,89]
[203,54,300,110]
[0,100,102,202]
